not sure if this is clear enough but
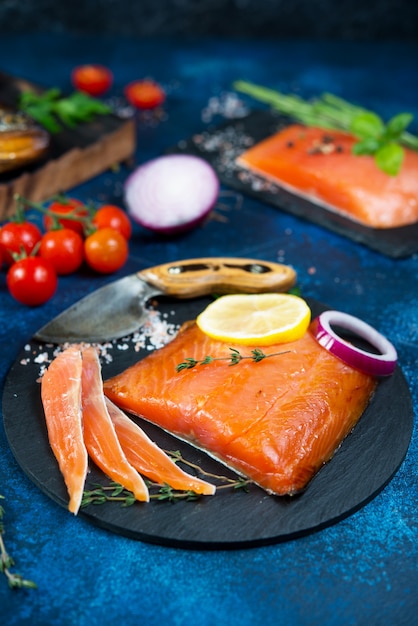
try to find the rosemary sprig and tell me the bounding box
[176,347,290,372]
[233,80,418,175]
[19,88,112,134]
[0,495,36,589]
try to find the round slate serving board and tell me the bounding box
[2,297,413,549]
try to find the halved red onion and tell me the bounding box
[124,154,220,235]
[311,310,397,376]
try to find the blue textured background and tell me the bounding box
[1,33,417,625]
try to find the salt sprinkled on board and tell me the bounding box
[25,307,180,378]
[201,92,249,124]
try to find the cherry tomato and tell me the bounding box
[0,221,43,266]
[7,257,58,306]
[124,80,165,110]
[39,228,84,275]
[71,64,113,96]
[92,205,132,240]
[84,227,128,274]
[43,198,89,235]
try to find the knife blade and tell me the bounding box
[34,257,297,343]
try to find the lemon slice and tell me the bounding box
[196,293,311,346]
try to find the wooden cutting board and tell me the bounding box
[0,71,136,220]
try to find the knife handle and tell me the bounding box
[137,257,296,297]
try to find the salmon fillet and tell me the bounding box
[103,322,377,496]
[236,124,418,229]
[40,345,88,514]
[81,346,150,502]
[105,396,216,495]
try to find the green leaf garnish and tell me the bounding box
[375,142,405,176]
[350,112,385,139]
[18,88,112,134]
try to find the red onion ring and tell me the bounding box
[311,310,397,376]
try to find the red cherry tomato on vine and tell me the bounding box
[0,221,43,266]
[92,205,132,240]
[7,257,58,306]
[84,227,128,274]
[43,199,89,235]
[39,228,84,275]
[71,64,113,96]
[124,80,165,110]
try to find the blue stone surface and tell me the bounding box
[0,33,417,626]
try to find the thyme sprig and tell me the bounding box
[81,482,200,506]
[233,80,418,175]
[0,496,37,589]
[166,449,251,491]
[176,347,290,372]
[81,450,251,507]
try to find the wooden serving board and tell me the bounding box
[0,71,136,220]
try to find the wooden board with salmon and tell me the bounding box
[169,110,418,257]
[2,296,413,548]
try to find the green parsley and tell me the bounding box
[19,88,112,134]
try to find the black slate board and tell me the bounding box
[169,110,418,258]
[2,297,413,550]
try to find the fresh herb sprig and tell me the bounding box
[19,88,112,134]
[0,495,36,589]
[233,80,418,176]
[82,483,200,506]
[176,347,290,372]
[81,450,251,508]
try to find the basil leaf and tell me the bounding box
[350,112,385,139]
[352,137,381,155]
[385,112,414,140]
[375,143,404,176]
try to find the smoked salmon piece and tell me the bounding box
[81,346,149,503]
[40,345,88,514]
[236,124,418,229]
[105,397,216,495]
[103,322,377,496]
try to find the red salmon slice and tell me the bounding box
[40,345,88,514]
[81,346,149,503]
[103,322,377,496]
[236,124,418,229]
[105,397,216,495]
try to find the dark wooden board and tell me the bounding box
[168,110,418,258]
[1,297,413,549]
[0,71,136,220]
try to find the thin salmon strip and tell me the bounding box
[81,346,149,503]
[103,322,377,496]
[41,345,88,514]
[105,397,215,495]
[236,124,418,229]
